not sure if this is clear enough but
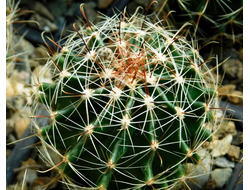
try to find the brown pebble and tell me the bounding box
[6,78,15,97]
[227,90,243,105]
[227,145,241,161]
[34,46,49,65]
[203,179,217,190]
[30,177,57,190]
[222,58,243,79]
[15,117,30,139]
[218,84,236,95]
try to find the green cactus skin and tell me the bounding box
[35,5,219,190]
[164,0,243,45]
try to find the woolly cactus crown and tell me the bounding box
[33,4,220,190]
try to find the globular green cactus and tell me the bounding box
[163,0,243,46]
[33,4,220,189]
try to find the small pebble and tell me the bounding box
[227,90,243,105]
[210,134,233,157]
[6,184,28,190]
[203,179,217,190]
[15,117,30,139]
[182,149,211,190]
[210,168,232,188]
[34,46,49,65]
[231,131,243,145]
[29,14,58,32]
[13,36,35,57]
[17,158,38,185]
[218,84,236,95]
[30,177,57,190]
[216,121,237,138]
[6,78,15,97]
[213,157,235,168]
[227,145,241,161]
[225,121,237,135]
[222,58,243,79]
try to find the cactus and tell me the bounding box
[33,4,221,189]
[162,0,243,46]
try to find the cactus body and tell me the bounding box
[35,7,219,189]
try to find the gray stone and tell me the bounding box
[29,14,58,32]
[13,35,35,57]
[231,131,243,146]
[183,149,212,190]
[211,168,233,188]
[213,157,235,168]
[210,134,233,157]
